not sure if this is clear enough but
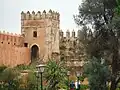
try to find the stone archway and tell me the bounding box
[31,45,39,61]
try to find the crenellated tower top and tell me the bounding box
[21,9,60,20]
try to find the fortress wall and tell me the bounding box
[0,43,31,67]
[59,29,93,41]
[59,30,80,39]
[0,31,24,47]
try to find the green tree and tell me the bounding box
[115,0,120,15]
[0,67,20,90]
[74,0,120,90]
[0,64,38,90]
[25,71,37,90]
[84,57,110,90]
[44,60,67,90]
[15,64,37,90]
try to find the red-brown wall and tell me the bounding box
[0,32,31,67]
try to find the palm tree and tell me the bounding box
[44,59,67,90]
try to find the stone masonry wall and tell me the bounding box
[0,44,30,67]
[0,31,31,67]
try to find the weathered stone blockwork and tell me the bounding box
[59,30,86,74]
[21,10,60,62]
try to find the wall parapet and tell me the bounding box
[0,30,23,46]
[59,29,81,39]
[0,30,21,37]
[59,29,92,40]
[21,9,60,20]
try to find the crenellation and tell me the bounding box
[49,9,52,13]
[0,31,23,47]
[77,30,81,37]
[11,33,13,35]
[31,11,35,20]
[52,11,55,19]
[56,12,59,20]
[6,31,9,35]
[52,11,59,20]
[21,11,25,20]
[21,10,60,20]
[72,29,75,37]
[26,11,31,20]
[54,12,58,20]
[42,10,46,19]
[59,30,85,40]
[47,10,52,19]
[43,10,46,13]
[36,11,41,19]
[3,31,5,34]
[59,30,64,39]
[15,33,17,36]
[66,30,70,39]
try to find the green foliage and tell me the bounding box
[75,0,120,90]
[57,82,68,89]
[15,64,37,90]
[25,72,37,90]
[116,88,120,90]
[116,82,120,89]
[0,67,21,90]
[15,64,29,70]
[79,76,85,82]
[80,85,89,90]
[84,57,111,90]
[0,65,7,81]
[15,64,36,71]
[0,64,37,90]
[0,67,20,81]
[0,65,7,73]
[115,0,120,15]
[44,60,67,90]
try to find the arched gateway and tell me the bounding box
[31,45,39,61]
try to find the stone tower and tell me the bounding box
[21,10,60,62]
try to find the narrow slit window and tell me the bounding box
[33,31,37,37]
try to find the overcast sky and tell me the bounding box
[0,0,82,34]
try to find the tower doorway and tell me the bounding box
[31,45,39,61]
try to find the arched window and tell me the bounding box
[33,31,37,37]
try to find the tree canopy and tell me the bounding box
[44,60,67,90]
[74,0,120,90]
[84,57,111,90]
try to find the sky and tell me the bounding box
[0,0,82,34]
